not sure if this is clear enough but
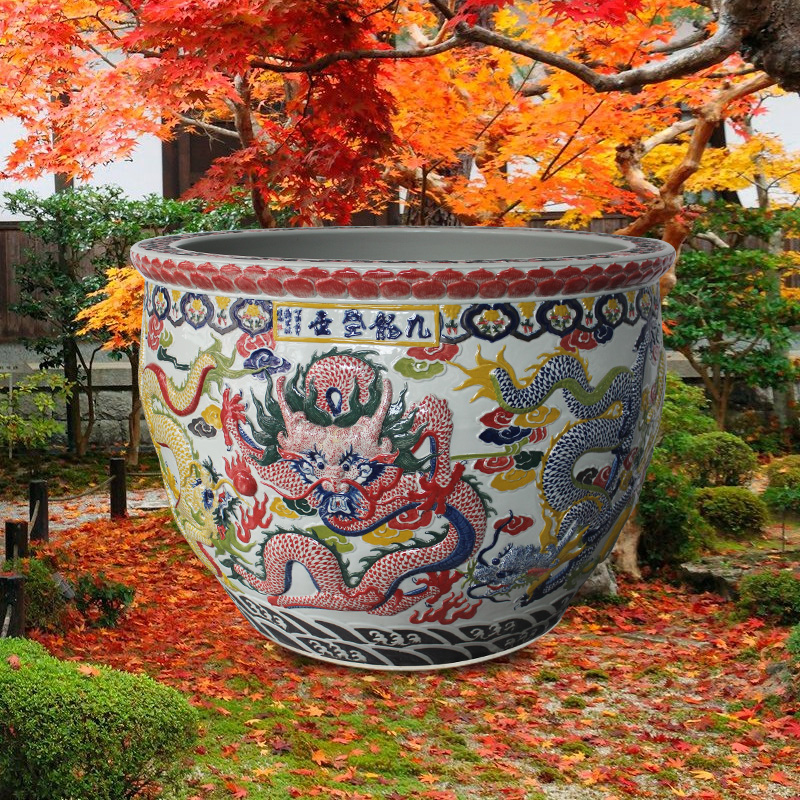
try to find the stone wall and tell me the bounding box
[0,343,150,449]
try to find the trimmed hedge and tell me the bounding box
[685,431,758,488]
[695,486,768,540]
[658,372,715,458]
[736,571,800,626]
[0,638,198,800]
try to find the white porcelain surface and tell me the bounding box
[132,228,672,669]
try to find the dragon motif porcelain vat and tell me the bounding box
[131,227,673,670]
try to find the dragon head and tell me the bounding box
[273,375,402,526]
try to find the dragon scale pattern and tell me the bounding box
[226,353,487,615]
[471,314,661,602]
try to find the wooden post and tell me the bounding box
[29,479,49,543]
[0,575,26,637]
[110,457,127,520]
[4,521,28,561]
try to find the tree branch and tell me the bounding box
[426,0,455,20]
[648,26,709,55]
[616,143,660,200]
[455,17,743,93]
[176,114,240,140]
[696,231,731,248]
[249,37,464,73]
[643,119,697,153]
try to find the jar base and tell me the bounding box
[228,589,573,671]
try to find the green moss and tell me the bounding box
[560,740,593,756]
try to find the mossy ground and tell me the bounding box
[0,447,161,500]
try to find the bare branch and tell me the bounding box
[176,114,239,140]
[696,231,731,248]
[643,119,697,153]
[662,73,774,197]
[616,143,660,200]
[519,82,547,97]
[704,66,759,79]
[426,0,455,20]
[249,37,463,74]
[648,27,709,55]
[85,41,118,69]
[455,18,743,93]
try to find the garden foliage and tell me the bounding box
[657,372,716,457]
[4,553,135,632]
[0,638,198,800]
[766,455,800,491]
[635,374,714,567]
[664,204,800,429]
[2,556,69,633]
[73,571,136,627]
[637,453,708,567]
[5,185,252,458]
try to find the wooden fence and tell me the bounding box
[0,223,51,342]
[0,459,146,638]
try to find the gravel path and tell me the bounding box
[0,487,169,557]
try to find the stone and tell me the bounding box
[575,559,618,600]
[677,557,747,601]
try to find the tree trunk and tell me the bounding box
[63,342,80,455]
[612,512,643,580]
[764,228,795,435]
[232,73,276,229]
[127,347,142,467]
[733,0,800,92]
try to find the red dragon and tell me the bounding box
[221,351,487,616]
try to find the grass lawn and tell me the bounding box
[26,511,799,800]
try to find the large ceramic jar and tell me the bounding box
[131,227,673,670]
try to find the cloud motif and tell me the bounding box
[188,417,217,438]
[479,407,515,429]
[393,357,445,380]
[243,348,291,379]
[478,426,531,446]
[405,343,459,361]
[513,450,543,471]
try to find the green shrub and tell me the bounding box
[685,431,758,487]
[3,556,69,632]
[0,371,71,455]
[766,455,800,491]
[0,638,198,800]
[74,571,135,627]
[728,409,788,456]
[695,487,768,540]
[637,454,708,567]
[658,373,716,458]
[736,571,800,625]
